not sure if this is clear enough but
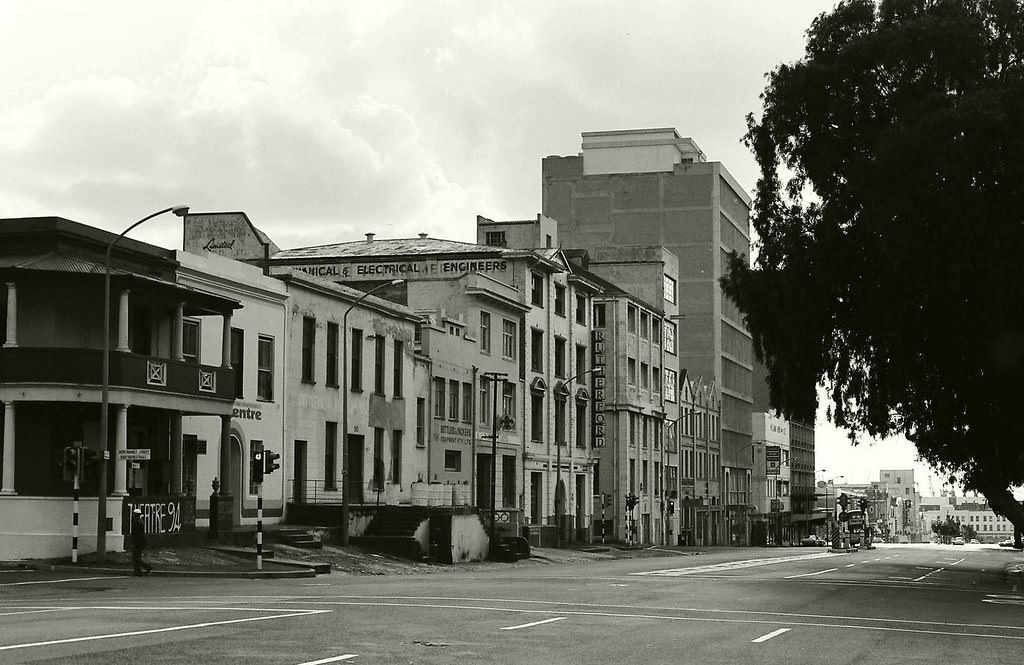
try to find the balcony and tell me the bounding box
[0,347,235,401]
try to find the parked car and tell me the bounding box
[952,536,965,545]
[969,539,980,545]
[800,535,827,547]
[998,538,1017,547]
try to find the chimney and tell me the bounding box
[365,233,375,243]
[419,233,428,239]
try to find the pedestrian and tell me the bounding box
[130,508,153,576]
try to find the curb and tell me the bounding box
[29,562,317,579]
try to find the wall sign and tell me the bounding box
[123,496,196,536]
[591,330,606,447]
[290,258,508,282]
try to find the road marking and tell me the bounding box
[0,608,70,618]
[610,583,629,587]
[845,564,856,568]
[887,576,913,580]
[784,568,838,579]
[296,656,358,665]
[634,552,842,577]
[0,608,330,652]
[0,576,128,587]
[751,628,790,643]
[500,617,566,631]
[914,568,944,582]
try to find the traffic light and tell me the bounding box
[251,447,264,484]
[838,493,850,510]
[61,446,80,482]
[80,447,99,477]
[668,500,675,515]
[625,493,639,511]
[858,497,870,512]
[263,449,281,476]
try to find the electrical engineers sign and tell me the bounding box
[290,258,509,282]
[591,330,607,447]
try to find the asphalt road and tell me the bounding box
[2,543,1022,664]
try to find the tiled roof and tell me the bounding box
[273,236,506,260]
[0,251,107,274]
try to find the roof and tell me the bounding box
[272,236,507,261]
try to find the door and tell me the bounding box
[345,434,364,505]
[476,453,493,509]
[293,440,307,503]
[229,435,242,525]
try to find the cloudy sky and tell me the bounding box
[0,0,953,494]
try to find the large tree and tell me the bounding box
[724,0,1024,532]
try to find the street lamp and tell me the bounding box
[340,278,404,546]
[553,366,597,548]
[97,205,189,563]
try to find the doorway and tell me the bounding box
[476,453,493,509]
[345,434,364,505]
[293,440,307,503]
[229,434,242,526]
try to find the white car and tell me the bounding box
[952,537,965,545]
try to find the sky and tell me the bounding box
[0,1,954,496]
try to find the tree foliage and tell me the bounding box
[723,0,1024,522]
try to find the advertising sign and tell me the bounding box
[290,258,509,282]
[765,445,781,475]
[591,330,606,447]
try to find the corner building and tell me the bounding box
[543,128,756,544]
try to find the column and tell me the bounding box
[117,290,131,352]
[219,415,232,496]
[3,282,16,348]
[170,412,183,495]
[221,312,232,369]
[1,402,15,495]
[112,404,128,496]
[172,302,185,362]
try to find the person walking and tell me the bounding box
[130,508,153,576]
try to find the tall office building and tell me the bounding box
[543,128,756,543]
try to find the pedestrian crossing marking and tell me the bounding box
[633,552,843,577]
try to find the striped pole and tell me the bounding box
[256,481,263,571]
[72,472,80,563]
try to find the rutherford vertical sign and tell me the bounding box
[591,330,606,447]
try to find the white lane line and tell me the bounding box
[296,655,358,665]
[0,608,70,618]
[635,552,842,576]
[500,617,566,631]
[914,568,944,582]
[951,557,966,566]
[752,628,791,643]
[785,568,838,579]
[0,609,329,652]
[0,576,128,587]
[845,564,856,568]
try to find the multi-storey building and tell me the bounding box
[876,469,922,542]
[677,375,722,545]
[751,411,791,545]
[543,128,756,541]
[0,216,239,559]
[919,495,1017,543]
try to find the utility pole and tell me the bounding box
[482,371,507,553]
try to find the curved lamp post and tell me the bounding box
[553,367,596,548]
[96,205,189,563]
[340,278,404,546]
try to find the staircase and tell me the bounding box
[352,507,429,560]
[274,526,322,549]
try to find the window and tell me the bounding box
[182,319,200,363]
[554,397,566,444]
[445,450,462,472]
[554,337,566,378]
[373,428,385,491]
[575,294,587,324]
[301,316,316,383]
[554,285,566,316]
[257,335,274,401]
[593,303,606,327]
[652,367,661,394]
[641,362,650,389]
[449,380,460,420]
[664,275,677,304]
[575,345,587,384]
[484,231,506,247]
[627,304,638,333]
[433,378,445,418]
[665,369,677,402]
[640,311,650,340]
[374,335,386,394]
[326,322,339,386]
[502,320,516,359]
[531,329,544,372]
[416,398,426,447]
[391,430,402,484]
[350,329,363,390]
[480,380,491,425]
[502,382,515,419]
[664,321,676,354]
[480,311,491,353]
[230,328,244,398]
[393,340,403,397]
[652,319,661,345]
[531,273,545,306]
[575,398,587,448]
[325,422,337,490]
[531,393,544,441]
[627,357,637,385]
[462,382,472,423]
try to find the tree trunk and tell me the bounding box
[980,485,1024,543]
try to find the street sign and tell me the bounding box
[117,448,151,461]
[765,445,781,475]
